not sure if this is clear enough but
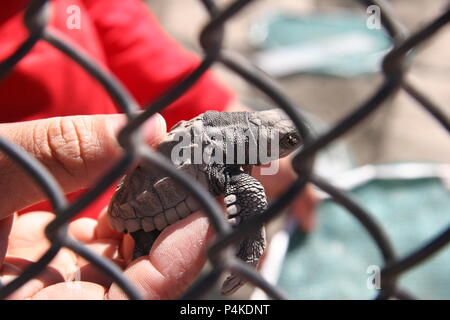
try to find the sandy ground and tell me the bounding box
[145,0,450,298]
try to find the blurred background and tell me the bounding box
[145,0,449,299]
[148,0,450,167]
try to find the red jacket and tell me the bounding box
[0,0,233,218]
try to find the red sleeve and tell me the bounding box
[2,0,234,220]
[81,0,234,129]
[0,0,28,25]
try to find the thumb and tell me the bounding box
[0,114,166,219]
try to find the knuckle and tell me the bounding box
[44,116,99,178]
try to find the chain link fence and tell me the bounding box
[0,0,449,300]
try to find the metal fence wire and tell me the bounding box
[0,0,449,300]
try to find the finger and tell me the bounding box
[120,234,135,264]
[0,214,14,267]
[0,113,166,219]
[290,185,318,232]
[253,157,296,197]
[95,207,123,241]
[69,217,98,243]
[6,211,77,279]
[1,259,65,300]
[77,239,124,287]
[30,281,106,300]
[107,213,213,300]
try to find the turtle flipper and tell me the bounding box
[221,168,267,295]
[130,229,161,260]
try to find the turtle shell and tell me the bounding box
[107,113,212,233]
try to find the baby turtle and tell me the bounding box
[107,109,302,295]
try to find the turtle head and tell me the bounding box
[249,109,303,160]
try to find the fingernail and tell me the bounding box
[108,113,166,147]
[141,113,167,146]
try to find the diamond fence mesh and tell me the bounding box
[0,0,449,300]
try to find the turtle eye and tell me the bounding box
[287,134,299,145]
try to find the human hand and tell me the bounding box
[0,209,212,299]
[0,113,213,299]
[0,113,166,219]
